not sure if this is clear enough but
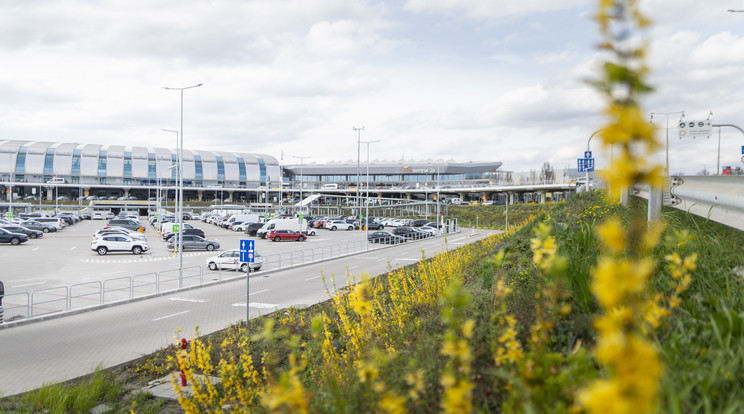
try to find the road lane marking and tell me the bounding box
[249,289,269,296]
[33,247,40,251]
[396,258,419,261]
[357,257,381,260]
[13,281,46,288]
[169,297,209,303]
[153,310,191,321]
[347,266,359,270]
[71,246,77,250]
[232,302,279,309]
[305,275,322,281]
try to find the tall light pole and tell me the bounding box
[164,83,203,289]
[162,129,179,232]
[353,126,364,215]
[293,155,310,215]
[361,139,380,249]
[650,111,685,174]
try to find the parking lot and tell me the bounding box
[0,216,401,292]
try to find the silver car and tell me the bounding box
[205,249,264,272]
[167,234,220,251]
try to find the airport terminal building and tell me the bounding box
[1,140,503,202]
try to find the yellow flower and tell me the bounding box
[357,362,378,383]
[441,379,473,414]
[597,218,625,253]
[462,319,475,339]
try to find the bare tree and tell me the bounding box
[733,166,744,176]
[539,161,555,183]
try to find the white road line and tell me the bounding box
[153,310,190,321]
[347,266,359,270]
[232,302,279,308]
[32,247,39,251]
[169,297,209,303]
[249,289,269,296]
[71,246,77,250]
[396,258,419,261]
[357,257,381,260]
[13,281,46,288]
[304,275,322,281]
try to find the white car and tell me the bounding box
[93,227,145,241]
[418,226,438,236]
[205,249,263,272]
[93,212,103,220]
[91,235,149,255]
[324,220,354,231]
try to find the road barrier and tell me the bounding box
[635,175,744,231]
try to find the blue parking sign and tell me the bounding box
[584,151,592,159]
[240,239,255,263]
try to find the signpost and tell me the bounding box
[578,153,595,193]
[240,239,255,326]
[678,119,713,138]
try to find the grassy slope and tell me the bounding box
[3,194,744,412]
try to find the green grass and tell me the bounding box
[4,191,744,412]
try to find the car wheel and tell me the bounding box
[206,244,215,251]
[208,262,218,271]
[331,226,337,231]
[347,226,353,231]
[298,236,305,242]
[274,236,281,242]
[42,228,49,233]
[29,233,37,239]
[97,246,108,255]
[254,266,261,271]
[240,263,249,272]
[132,246,143,255]
[10,237,21,245]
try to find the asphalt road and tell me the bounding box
[0,226,495,397]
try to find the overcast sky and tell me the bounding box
[1,0,743,174]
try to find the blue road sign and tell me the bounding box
[741,145,744,155]
[578,158,595,173]
[584,151,592,159]
[240,239,255,263]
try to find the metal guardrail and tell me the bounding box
[0,229,460,324]
[635,175,744,231]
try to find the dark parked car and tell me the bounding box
[244,222,265,236]
[107,218,145,232]
[393,226,426,239]
[55,215,75,226]
[0,228,29,245]
[0,225,43,239]
[368,231,407,244]
[359,218,384,230]
[163,227,205,241]
[410,219,429,227]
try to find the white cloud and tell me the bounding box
[403,0,587,20]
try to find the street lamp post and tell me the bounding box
[164,83,203,289]
[293,155,310,215]
[162,129,179,234]
[361,139,380,250]
[353,126,364,215]
[650,111,685,174]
